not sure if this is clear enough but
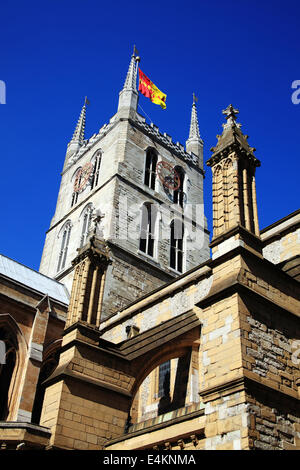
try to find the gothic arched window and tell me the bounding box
[173,166,185,208]
[144,149,158,190]
[80,205,93,248]
[158,360,170,398]
[170,219,184,272]
[71,167,82,207]
[57,221,72,272]
[91,151,102,190]
[129,349,196,428]
[0,327,17,420]
[139,203,157,257]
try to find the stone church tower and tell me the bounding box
[39,52,209,319]
[34,103,299,451]
[0,75,298,450]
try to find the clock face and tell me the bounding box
[74,162,93,192]
[156,161,180,191]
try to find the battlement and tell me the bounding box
[66,111,202,174]
[66,116,117,168]
[133,113,201,169]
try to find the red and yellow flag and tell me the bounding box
[138,69,167,109]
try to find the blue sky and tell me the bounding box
[1,0,299,271]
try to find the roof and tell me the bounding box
[0,254,70,305]
[260,208,300,236]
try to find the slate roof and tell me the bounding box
[0,254,69,305]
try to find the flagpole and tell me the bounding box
[133,44,140,87]
[133,45,155,124]
[133,45,145,119]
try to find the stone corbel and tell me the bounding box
[177,439,185,449]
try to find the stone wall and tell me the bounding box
[101,266,212,343]
[40,332,134,450]
[247,387,300,450]
[241,295,299,397]
[261,210,300,264]
[102,246,299,451]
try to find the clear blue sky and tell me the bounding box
[0,0,299,271]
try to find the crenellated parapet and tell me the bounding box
[65,111,203,173]
[132,116,202,171]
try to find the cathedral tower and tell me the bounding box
[39,51,209,320]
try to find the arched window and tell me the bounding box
[139,203,157,257]
[170,219,184,272]
[71,191,78,207]
[129,350,195,429]
[71,168,82,207]
[158,360,170,398]
[0,327,17,420]
[57,221,72,272]
[91,151,102,190]
[173,166,185,208]
[80,205,93,248]
[144,149,157,190]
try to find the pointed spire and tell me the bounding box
[186,94,203,168]
[117,48,139,118]
[122,52,138,92]
[188,93,201,141]
[65,98,89,160]
[72,97,88,144]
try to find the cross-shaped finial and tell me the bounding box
[91,209,105,236]
[222,104,239,123]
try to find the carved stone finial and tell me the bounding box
[91,209,105,237]
[222,104,241,129]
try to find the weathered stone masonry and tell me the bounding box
[0,58,299,451]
